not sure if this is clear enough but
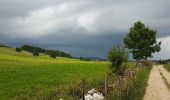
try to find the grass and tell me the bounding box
[0,47,109,99]
[109,63,152,100]
[164,64,170,72]
[125,67,152,100]
[0,47,148,99]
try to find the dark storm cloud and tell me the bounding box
[0,0,170,59]
[37,33,124,58]
[0,27,125,58]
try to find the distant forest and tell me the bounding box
[153,59,170,64]
[0,43,11,48]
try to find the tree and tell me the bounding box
[16,48,22,52]
[124,21,161,60]
[48,51,57,59]
[33,50,39,56]
[107,45,128,74]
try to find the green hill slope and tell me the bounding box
[0,47,85,63]
[0,47,108,99]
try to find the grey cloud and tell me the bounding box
[0,0,63,18]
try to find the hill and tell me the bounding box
[0,47,108,99]
[0,47,79,63]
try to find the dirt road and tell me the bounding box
[144,65,170,100]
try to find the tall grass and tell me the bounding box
[109,62,152,100]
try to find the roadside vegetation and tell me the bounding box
[105,21,158,100]
[106,45,152,100]
[109,61,152,100]
[107,45,128,75]
[164,64,170,72]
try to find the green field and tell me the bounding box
[0,47,109,99]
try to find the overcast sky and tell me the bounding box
[0,0,170,59]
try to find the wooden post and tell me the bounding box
[105,76,107,100]
[82,79,85,100]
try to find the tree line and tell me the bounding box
[153,59,170,64]
[0,44,11,48]
[16,45,72,59]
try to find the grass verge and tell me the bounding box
[164,64,170,72]
[109,63,152,100]
[159,69,170,90]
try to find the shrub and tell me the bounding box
[48,51,57,59]
[16,48,22,52]
[107,45,128,74]
[110,66,152,100]
[140,60,152,68]
[33,51,39,56]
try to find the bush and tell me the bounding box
[48,51,57,59]
[107,45,128,74]
[140,60,152,68]
[16,48,22,52]
[50,54,57,59]
[33,51,39,56]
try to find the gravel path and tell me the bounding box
[144,65,170,100]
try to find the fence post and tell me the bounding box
[105,76,107,99]
[81,79,85,100]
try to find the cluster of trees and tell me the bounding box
[16,45,72,59]
[16,48,22,52]
[0,44,11,48]
[79,57,91,61]
[79,57,106,61]
[47,49,72,59]
[108,21,161,74]
[153,59,170,64]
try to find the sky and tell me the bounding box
[0,0,170,59]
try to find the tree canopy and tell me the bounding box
[124,21,161,60]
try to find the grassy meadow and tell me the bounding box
[0,47,150,100]
[0,47,109,99]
